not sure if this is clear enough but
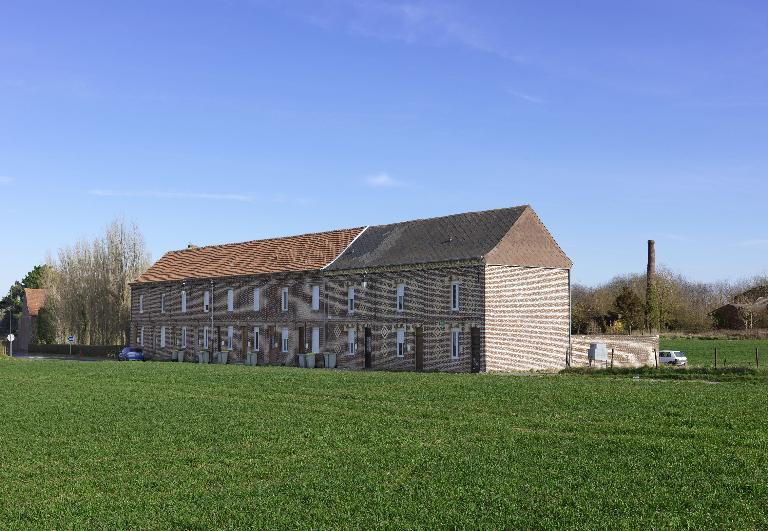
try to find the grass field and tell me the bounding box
[1,359,767,529]
[660,337,768,368]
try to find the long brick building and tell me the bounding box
[129,205,572,372]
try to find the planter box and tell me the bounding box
[246,352,258,366]
[298,354,306,368]
[324,352,337,369]
[197,351,209,364]
[306,354,316,369]
[176,351,184,363]
[216,351,229,365]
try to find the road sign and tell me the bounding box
[67,336,75,344]
[6,334,14,342]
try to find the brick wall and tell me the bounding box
[484,265,570,371]
[570,335,659,368]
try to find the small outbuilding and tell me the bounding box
[18,288,46,353]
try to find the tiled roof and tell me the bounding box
[326,205,571,270]
[135,227,365,283]
[24,288,46,316]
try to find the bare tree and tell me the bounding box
[45,219,150,345]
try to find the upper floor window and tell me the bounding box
[139,294,144,314]
[396,328,406,357]
[161,293,166,313]
[311,285,320,311]
[227,288,234,312]
[253,288,261,311]
[281,287,289,312]
[203,291,210,313]
[348,287,355,313]
[396,284,405,312]
[281,327,289,352]
[451,281,460,311]
[181,291,187,313]
[451,328,461,359]
[347,328,357,355]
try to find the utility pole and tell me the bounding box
[645,240,658,334]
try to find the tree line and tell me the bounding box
[572,267,768,334]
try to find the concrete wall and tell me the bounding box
[570,335,659,368]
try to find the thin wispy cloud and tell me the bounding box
[737,239,768,247]
[507,90,546,104]
[365,172,404,188]
[0,176,12,184]
[89,189,256,203]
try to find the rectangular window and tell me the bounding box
[203,291,210,313]
[281,327,289,353]
[347,328,357,355]
[181,291,187,313]
[451,281,460,311]
[253,327,260,352]
[140,326,144,347]
[451,328,461,359]
[227,326,233,350]
[281,287,289,312]
[311,285,320,311]
[396,284,405,312]
[227,288,234,312]
[160,326,166,348]
[203,327,209,349]
[253,288,261,311]
[139,294,144,314]
[348,287,355,313]
[396,328,405,357]
[181,326,187,348]
[161,293,166,313]
[311,327,320,353]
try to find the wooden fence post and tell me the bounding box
[756,347,759,369]
[654,349,658,368]
[611,348,614,369]
[714,347,718,369]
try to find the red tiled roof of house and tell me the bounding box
[24,288,46,316]
[134,227,366,283]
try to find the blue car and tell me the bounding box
[118,347,144,361]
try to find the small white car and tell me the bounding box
[659,350,688,366]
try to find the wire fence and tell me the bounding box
[658,339,767,369]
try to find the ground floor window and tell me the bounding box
[396,328,405,357]
[451,328,461,359]
[281,327,289,353]
[203,327,209,349]
[140,326,144,347]
[253,327,260,352]
[181,327,187,349]
[348,328,357,355]
[312,327,320,353]
[160,326,166,348]
[227,326,234,350]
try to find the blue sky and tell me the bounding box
[1,0,766,292]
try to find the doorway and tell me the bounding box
[415,326,424,371]
[364,327,372,369]
[471,327,481,373]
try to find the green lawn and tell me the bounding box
[1,359,767,529]
[660,337,768,368]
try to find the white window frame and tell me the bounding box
[227,288,234,312]
[181,326,187,349]
[396,284,405,312]
[139,294,144,314]
[253,327,260,352]
[203,327,209,349]
[227,326,233,350]
[181,290,187,313]
[160,326,166,348]
[281,287,289,312]
[203,291,210,313]
[140,326,144,347]
[348,287,355,313]
[451,328,461,359]
[253,287,261,311]
[281,327,289,353]
[311,285,320,311]
[396,328,405,358]
[451,281,460,311]
[161,293,166,314]
[311,327,320,353]
[347,328,357,355]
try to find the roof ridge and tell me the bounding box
[168,226,367,254]
[366,204,529,230]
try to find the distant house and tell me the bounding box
[18,288,47,353]
[712,287,768,330]
[130,205,574,372]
